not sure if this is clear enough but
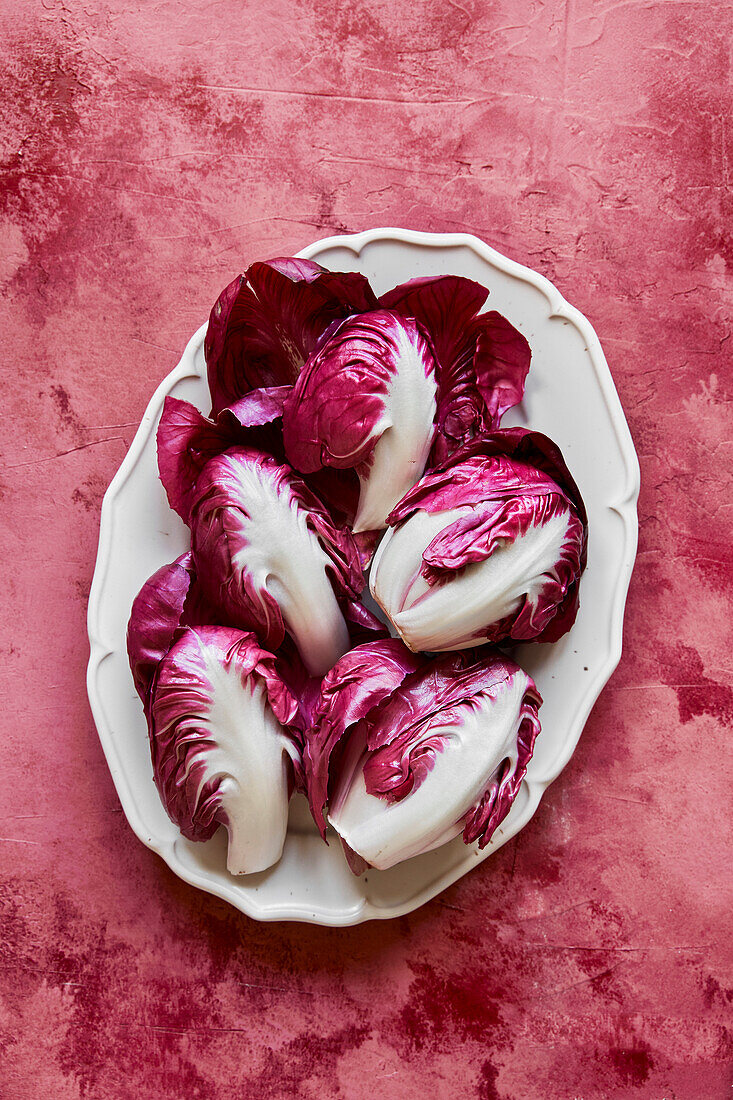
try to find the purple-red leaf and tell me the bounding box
[189,447,363,676]
[205,258,378,415]
[380,274,531,463]
[157,396,244,525]
[127,552,218,708]
[149,625,302,874]
[472,310,531,425]
[222,385,291,429]
[372,428,587,650]
[283,310,437,531]
[324,648,542,870]
[304,638,423,837]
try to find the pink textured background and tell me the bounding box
[1,1,731,1096]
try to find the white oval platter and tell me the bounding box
[87,228,639,925]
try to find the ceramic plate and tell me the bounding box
[87,228,639,925]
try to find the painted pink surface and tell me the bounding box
[1,0,731,1096]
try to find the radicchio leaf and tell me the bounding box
[379,274,530,462]
[149,625,301,874]
[327,649,542,871]
[370,428,587,650]
[472,310,531,426]
[275,601,389,741]
[282,311,438,532]
[205,258,378,415]
[157,397,245,525]
[221,385,291,431]
[127,552,215,707]
[158,392,368,553]
[304,638,423,837]
[190,447,363,676]
[339,597,390,647]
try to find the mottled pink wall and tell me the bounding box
[1,0,731,1096]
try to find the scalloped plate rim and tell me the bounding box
[87,228,639,925]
